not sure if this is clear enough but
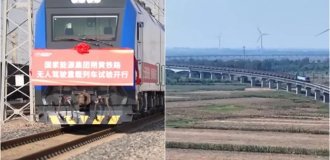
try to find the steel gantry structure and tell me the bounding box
[1,0,37,123]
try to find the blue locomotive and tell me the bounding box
[34,0,165,125]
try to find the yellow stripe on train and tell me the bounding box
[64,116,77,125]
[49,115,61,124]
[48,115,120,125]
[92,115,105,125]
[80,115,89,124]
[109,115,120,124]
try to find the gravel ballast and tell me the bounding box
[69,119,165,160]
[1,118,61,141]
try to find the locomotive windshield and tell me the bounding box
[52,15,118,41]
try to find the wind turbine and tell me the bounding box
[217,34,222,49]
[315,29,329,37]
[257,27,269,51]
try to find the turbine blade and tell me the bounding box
[257,27,262,34]
[315,29,329,37]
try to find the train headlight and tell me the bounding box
[87,0,101,3]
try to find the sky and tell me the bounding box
[166,0,329,50]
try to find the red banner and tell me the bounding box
[30,49,134,86]
[142,62,158,83]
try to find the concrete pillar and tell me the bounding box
[222,74,227,80]
[221,74,224,80]
[296,85,302,94]
[314,90,321,101]
[240,76,245,83]
[323,92,329,103]
[286,83,292,92]
[250,77,256,87]
[305,87,311,97]
[261,79,267,88]
[276,81,281,90]
[268,80,274,89]
[229,75,234,81]
[188,71,192,79]
[199,72,203,79]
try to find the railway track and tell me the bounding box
[1,113,164,160]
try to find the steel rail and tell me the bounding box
[1,128,64,150]
[1,113,163,160]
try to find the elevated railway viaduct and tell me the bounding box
[166,64,330,103]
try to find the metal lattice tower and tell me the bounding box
[1,0,35,123]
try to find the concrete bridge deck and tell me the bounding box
[167,64,329,103]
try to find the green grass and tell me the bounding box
[230,91,327,104]
[166,142,329,156]
[166,83,248,92]
[166,118,197,128]
[230,91,298,99]
[167,89,328,116]
[167,90,311,102]
[200,104,244,113]
[318,106,330,114]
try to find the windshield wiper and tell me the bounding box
[76,38,101,46]
[55,37,100,47]
[81,37,113,47]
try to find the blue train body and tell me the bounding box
[34,0,165,125]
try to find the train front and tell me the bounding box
[33,0,138,125]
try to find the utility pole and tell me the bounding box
[243,46,246,60]
[218,35,221,49]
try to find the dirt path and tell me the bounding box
[205,118,329,125]
[245,88,273,91]
[186,90,236,94]
[166,128,329,149]
[166,97,284,108]
[166,149,329,160]
[195,117,329,133]
[200,117,329,128]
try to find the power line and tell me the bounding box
[143,0,164,15]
